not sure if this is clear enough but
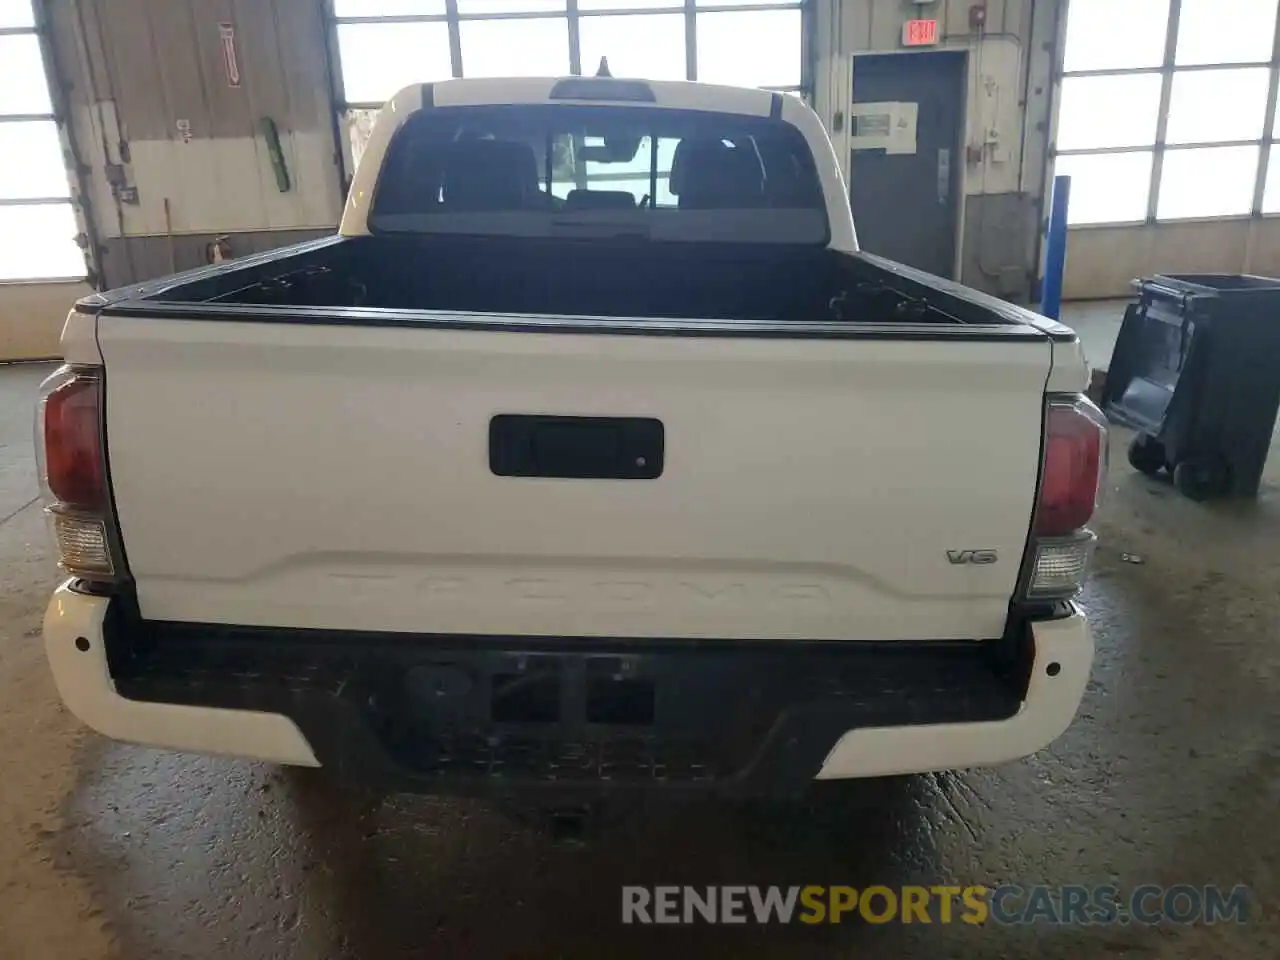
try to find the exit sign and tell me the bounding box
[903,19,940,46]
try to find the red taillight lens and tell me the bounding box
[36,366,119,581]
[42,372,105,512]
[1036,398,1108,536]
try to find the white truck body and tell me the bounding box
[103,322,1048,642]
[40,78,1100,796]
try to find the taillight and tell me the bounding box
[42,372,105,510]
[35,366,120,580]
[1038,401,1105,535]
[1023,395,1108,600]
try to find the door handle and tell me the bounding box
[937,148,951,205]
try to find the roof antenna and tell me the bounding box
[596,56,612,78]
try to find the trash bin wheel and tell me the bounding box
[1127,434,1167,476]
[1173,456,1230,501]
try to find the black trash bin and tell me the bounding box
[1102,274,1280,500]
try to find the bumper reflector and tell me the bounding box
[1027,533,1096,599]
[51,512,114,577]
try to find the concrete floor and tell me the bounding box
[1061,299,1130,373]
[1,361,1278,959]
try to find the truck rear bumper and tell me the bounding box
[43,581,1091,794]
[43,584,319,766]
[815,609,1092,778]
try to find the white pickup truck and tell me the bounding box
[39,77,1104,801]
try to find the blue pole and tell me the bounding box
[1041,174,1071,320]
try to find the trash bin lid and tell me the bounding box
[1153,274,1280,295]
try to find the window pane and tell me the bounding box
[579,1,682,9]
[697,10,801,88]
[0,203,84,280]
[1057,75,1162,150]
[457,0,564,11]
[1165,68,1269,144]
[697,0,803,5]
[0,121,70,199]
[1054,151,1153,224]
[0,0,35,29]
[337,22,452,103]
[1063,0,1168,72]
[578,13,686,81]
[0,35,52,115]
[370,104,827,242]
[1261,146,1280,212]
[333,0,446,17]
[1158,145,1259,219]
[459,18,569,78]
[1176,0,1277,66]
[564,135,679,206]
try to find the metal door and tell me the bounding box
[849,51,965,279]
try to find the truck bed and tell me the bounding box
[129,235,1017,327]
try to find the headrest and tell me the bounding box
[440,140,540,211]
[670,138,764,210]
[563,189,637,211]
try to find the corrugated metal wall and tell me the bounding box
[815,0,1057,301]
[47,0,343,287]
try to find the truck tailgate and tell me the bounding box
[98,316,1050,641]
